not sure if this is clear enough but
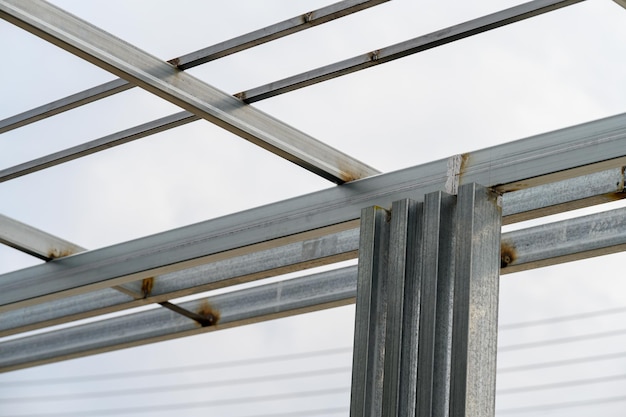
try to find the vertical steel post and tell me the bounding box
[416,191,457,417]
[350,205,391,417]
[350,183,501,417]
[382,199,422,417]
[449,183,502,417]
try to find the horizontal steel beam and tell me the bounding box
[500,206,626,274]
[2,169,625,336]
[0,0,379,184]
[0,266,359,372]
[0,228,359,336]
[0,0,584,184]
[0,213,85,260]
[0,0,388,135]
[1,111,625,312]
[4,204,626,371]
[237,0,584,102]
[501,168,625,224]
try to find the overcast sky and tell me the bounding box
[1,0,626,416]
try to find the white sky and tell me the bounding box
[1,0,626,416]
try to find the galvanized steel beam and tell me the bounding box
[4,205,626,370]
[0,228,359,336]
[0,213,85,261]
[237,0,584,102]
[1,112,625,312]
[0,0,586,185]
[0,0,388,135]
[0,266,359,373]
[0,0,379,184]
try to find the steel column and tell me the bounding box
[350,184,501,417]
[449,184,502,417]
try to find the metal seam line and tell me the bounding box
[0,0,583,184]
[0,0,389,134]
[0,0,379,184]
[1,111,626,312]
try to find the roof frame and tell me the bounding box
[0,0,379,184]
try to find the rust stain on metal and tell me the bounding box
[141,277,155,298]
[500,240,517,269]
[167,57,181,67]
[369,49,381,61]
[234,91,247,101]
[197,300,220,326]
[458,152,470,181]
[47,248,77,260]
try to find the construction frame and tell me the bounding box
[1,0,626,416]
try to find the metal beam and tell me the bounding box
[0,0,586,185]
[0,0,388,135]
[4,188,625,337]
[237,0,584,103]
[0,266,359,373]
[4,205,626,370]
[0,213,85,261]
[614,0,626,10]
[500,205,626,274]
[1,111,625,312]
[0,228,359,336]
[0,0,379,184]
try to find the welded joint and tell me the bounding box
[369,49,381,61]
[445,153,469,195]
[158,301,219,327]
[302,11,314,23]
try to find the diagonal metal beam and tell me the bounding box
[0,112,625,312]
[237,0,585,103]
[0,0,379,184]
[0,0,388,135]
[0,213,85,261]
[614,0,626,9]
[0,0,585,185]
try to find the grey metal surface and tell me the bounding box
[238,0,583,103]
[0,0,379,184]
[449,184,501,417]
[0,266,358,373]
[500,206,626,274]
[614,0,626,9]
[1,111,626,312]
[0,213,85,260]
[350,206,389,417]
[0,0,387,135]
[416,191,457,417]
[501,168,625,224]
[0,228,359,336]
[5,203,626,370]
[381,199,421,417]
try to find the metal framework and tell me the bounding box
[1,0,626,416]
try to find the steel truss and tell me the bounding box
[1,1,626,416]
